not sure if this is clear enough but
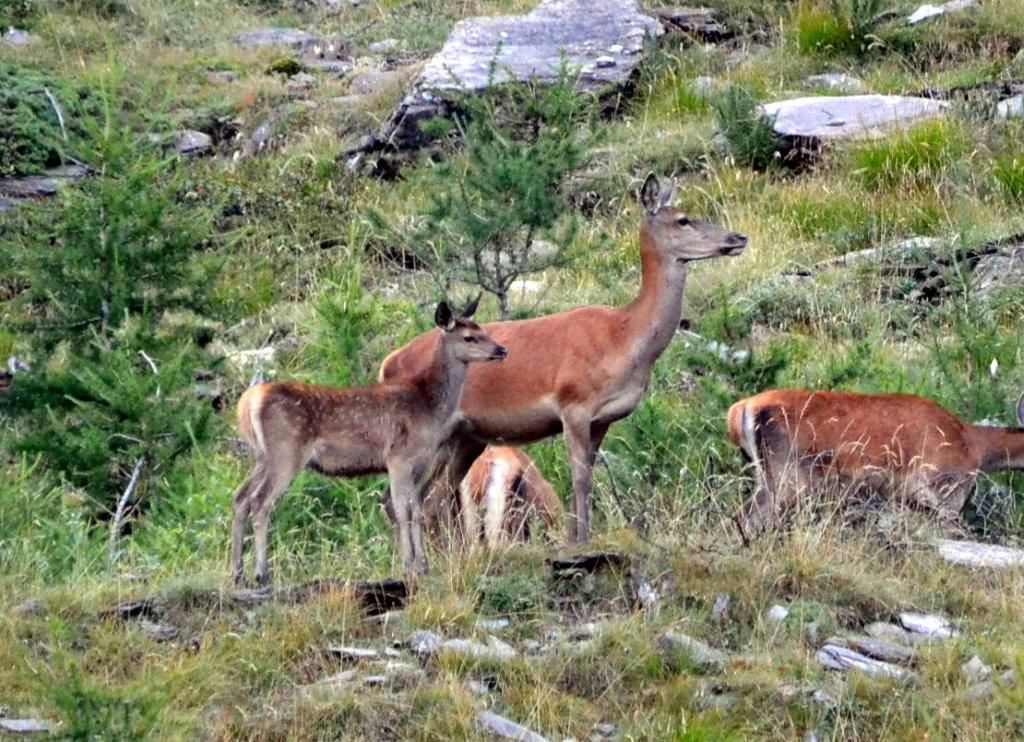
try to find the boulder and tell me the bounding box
[817,644,915,680]
[936,537,1024,567]
[898,612,958,639]
[759,95,948,143]
[1,28,38,46]
[997,95,1023,119]
[173,130,213,157]
[765,605,789,624]
[408,629,443,655]
[907,0,977,25]
[347,0,661,163]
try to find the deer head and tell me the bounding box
[435,301,507,364]
[639,173,748,264]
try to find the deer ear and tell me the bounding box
[434,301,455,330]
[462,292,482,319]
[658,178,677,210]
[1017,391,1024,426]
[639,173,661,215]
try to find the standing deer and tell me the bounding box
[231,301,506,585]
[459,446,562,548]
[379,174,748,543]
[727,389,1024,537]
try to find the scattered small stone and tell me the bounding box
[962,655,993,684]
[805,73,865,94]
[0,718,49,734]
[476,711,549,742]
[997,95,1024,119]
[408,629,443,656]
[369,38,401,54]
[476,617,510,632]
[898,613,958,639]
[1,28,37,46]
[864,622,938,646]
[173,130,213,157]
[964,670,1018,700]
[441,635,518,662]
[660,632,728,672]
[328,646,380,662]
[235,28,320,50]
[817,644,915,680]
[711,594,730,623]
[594,723,616,737]
[286,72,317,93]
[766,605,789,625]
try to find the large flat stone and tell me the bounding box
[759,95,948,142]
[347,0,660,163]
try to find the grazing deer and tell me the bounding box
[379,174,747,543]
[231,301,506,585]
[727,389,1024,538]
[459,446,562,548]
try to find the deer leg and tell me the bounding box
[424,437,486,552]
[231,465,266,586]
[251,457,303,587]
[735,410,800,539]
[563,409,596,543]
[459,474,483,553]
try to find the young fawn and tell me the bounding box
[231,301,506,585]
[459,446,562,548]
[728,389,1024,538]
[379,174,747,544]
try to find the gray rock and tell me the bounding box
[759,95,947,142]
[765,605,789,624]
[0,197,18,212]
[652,7,730,42]
[594,723,616,737]
[1,28,38,46]
[936,537,1024,566]
[408,629,443,655]
[997,95,1024,119]
[864,622,939,646]
[817,644,915,680]
[660,632,728,671]
[328,645,380,662]
[304,59,353,77]
[363,674,387,686]
[0,164,91,199]
[476,711,549,742]
[0,719,48,734]
[964,670,1017,700]
[898,612,958,639]
[369,38,401,54]
[286,72,318,93]
[522,639,543,654]
[441,635,517,662]
[476,617,510,632]
[234,28,320,50]
[139,621,179,642]
[711,594,730,622]
[823,636,916,666]
[570,622,599,640]
[805,73,865,94]
[173,130,213,157]
[348,69,408,96]
[962,655,993,684]
[907,0,977,25]
[242,103,312,157]
[467,678,492,695]
[349,0,660,159]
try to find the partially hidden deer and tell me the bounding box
[379,174,748,543]
[459,446,562,548]
[727,389,1024,538]
[231,301,506,585]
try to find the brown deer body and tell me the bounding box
[379,175,747,543]
[459,446,562,547]
[727,389,1024,536]
[231,302,506,585]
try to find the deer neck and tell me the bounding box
[622,230,687,364]
[967,425,1024,471]
[420,333,469,422]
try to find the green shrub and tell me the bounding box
[0,63,100,177]
[993,155,1024,203]
[52,662,164,740]
[714,85,780,171]
[796,0,892,57]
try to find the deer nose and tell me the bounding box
[725,233,748,254]
[492,346,508,361]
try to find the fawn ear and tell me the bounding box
[1017,391,1024,426]
[434,301,455,331]
[639,173,661,215]
[658,178,677,210]
[462,292,482,319]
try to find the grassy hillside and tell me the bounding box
[1,0,1024,738]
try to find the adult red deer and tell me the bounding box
[231,301,506,585]
[380,174,748,542]
[459,446,562,547]
[727,389,1024,537]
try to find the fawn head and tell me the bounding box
[435,299,507,364]
[639,173,748,264]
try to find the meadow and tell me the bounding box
[1,0,1024,738]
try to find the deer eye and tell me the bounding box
[676,216,690,226]
[463,335,477,343]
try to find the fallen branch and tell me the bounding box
[108,457,146,565]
